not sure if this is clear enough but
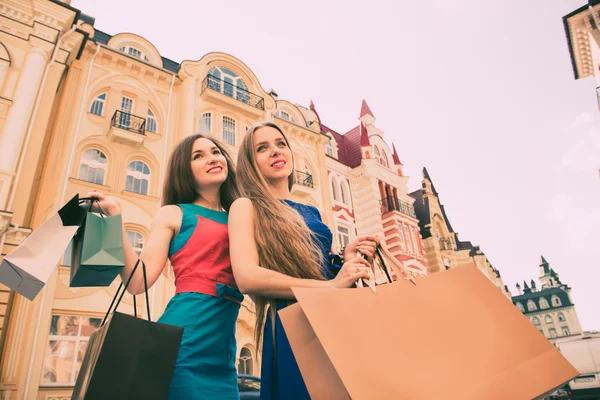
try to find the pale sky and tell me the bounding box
[72,0,600,330]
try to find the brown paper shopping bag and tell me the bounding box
[279,265,578,400]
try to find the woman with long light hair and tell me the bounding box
[229,122,380,399]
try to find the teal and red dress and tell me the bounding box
[157,203,243,400]
[260,199,343,400]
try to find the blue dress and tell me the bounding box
[260,200,341,400]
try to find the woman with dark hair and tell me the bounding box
[86,134,242,399]
[229,122,380,400]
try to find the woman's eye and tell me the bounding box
[213,150,222,155]
[193,154,201,160]
[277,141,287,147]
[257,146,266,152]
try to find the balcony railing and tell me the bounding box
[111,110,146,135]
[379,197,416,218]
[201,75,265,111]
[294,170,314,188]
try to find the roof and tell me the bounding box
[410,189,431,238]
[562,2,596,80]
[392,143,402,165]
[322,123,364,168]
[512,287,573,314]
[359,123,370,146]
[360,99,375,118]
[91,29,180,73]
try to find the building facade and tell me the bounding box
[0,2,431,398]
[411,168,512,298]
[512,256,583,342]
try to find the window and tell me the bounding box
[199,112,212,134]
[373,146,380,158]
[397,224,406,250]
[410,227,419,254]
[275,110,293,122]
[545,315,554,325]
[207,66,250,104]
[125,160,150,195]
[89,92,106,116]
[237,347,253,375]
[558,312,566,322]
[340,181,351,206]
[443,258,451,270]
[78,149,108,185]
[562,327,570,336]
[551,295,562,307]
[126,231,144,256]
[527,300,537,312]
[146,108,157,133]
[549,328,557,338]
[381,150,389,167]
[41,314,102,386]
[532,317,541,326]
[119,45,149,62]
[404,226,413,253]
[337,225,350,250]
[539,297,549,309]
[516,302,525,312]
[331,178,340,202]
[118,96,134,128]
[222,116,236,145]
[325,139,334,156]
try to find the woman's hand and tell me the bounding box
[344,235,380,261]
[85,189,121,216]
[330,256,373,288]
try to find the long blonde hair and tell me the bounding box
[237,122,326,347]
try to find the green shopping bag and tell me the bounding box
[69,198,125,287]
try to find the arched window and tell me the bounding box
[199,112,212,134]
[539,297,549,309]
[340,180,351,206]
[397,223,406,250]
[558,312,566,322]
[545,315,554,325]
[125,160,151,195]
[146,108,157,133]
[551,295,562,307]
[410,227,419,254]
[208,66,250,104]
[237,347,253,375]
[222,116,236,145]
[119,45,149,62]
[381,150,389,167]
[78,149,108,185]
[532,317,541,326]
[516,302,525,312]
[126,231,144,256]
[373,146,380,159]
[330,178,339,202]
[275,110,293,122]
[89,92,107,116]
[325,139,334,157]
[527,300,537,312]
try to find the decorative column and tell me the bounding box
[178,62,201,139]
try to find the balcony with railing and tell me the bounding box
[109,110,146,145]
[379,197,416,218]
[292,170,315,196]
[201,75,265,113]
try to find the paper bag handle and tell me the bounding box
[78,197,108,219]
[101,259,151,326]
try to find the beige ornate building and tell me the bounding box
[410,168,512,298]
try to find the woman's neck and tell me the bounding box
[195,189,222,211]
[269,178,291,200]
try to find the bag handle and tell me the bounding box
[101,259,151,326]
[78,197,108,219]
[355,244,417,291]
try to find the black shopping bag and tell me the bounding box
[72,260,183,400]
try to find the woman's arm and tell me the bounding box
[229,198,370,298]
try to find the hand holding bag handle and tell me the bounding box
[356,243,417,291]
[101,258,151,326]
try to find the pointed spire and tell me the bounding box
[516,283,521,288]
[423,167,432,182]
[539,255,550,275]
[360,123,370,146]
[530,280,537,291]
[309,99,315,110]
[309,99,321,124]
[391,143,402,165]
[360,99,375,118]
[523,281,530,289]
